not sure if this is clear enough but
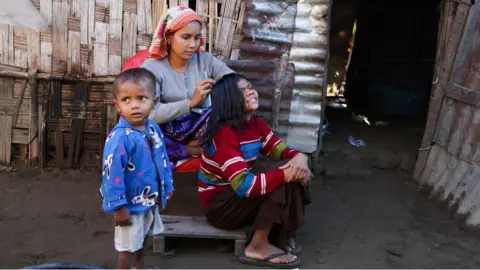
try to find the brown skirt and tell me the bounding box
[205,183,311,248]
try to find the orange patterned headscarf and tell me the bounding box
[149,6,205,60]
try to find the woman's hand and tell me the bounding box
[185,139,203,157]
[114,206,131,226]
[280,153,312,185]
[189,78,215,108]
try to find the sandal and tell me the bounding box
[238,252,301,269]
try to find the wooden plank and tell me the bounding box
[12,128,29,144]
[445,83,480,107]
[68,31,82,74]
[26,29,41,70]
[40,0,53,26]
[160,215,246,239]
[429,153,456,198]
[456,166,480,215]
[80,0,95,45]
[137,0,152,35]
[0,116,13,164]
[28,69,38,160]
[442,159,469,201]
[38,83,47,168]
[0,25,15,66]
[93,23,109,76]
[425,145,449,187]
[52,0,69,73]
[0,78,14,99]
[70,0,81,17]
[40,41,52,73]
[229,2,245,60]
[271,54,287,130]
[460,109,480,161]
[447,103,473,157]
[450,2,480,89]
[14,27,29,69]
[122,12,138,64]
[208,1,216,54]
[123,0,137,13]
[433,98,457,148]
[152,0,167,34]
[108,0,123,75]
[55,130,64,165]
[419,143,440,186]
[12,80,28,127]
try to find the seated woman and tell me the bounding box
[198,73,312,268]
[137,6,234,171]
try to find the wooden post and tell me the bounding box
[271,53,289,131]
[313,0,333,174]
[38,82,47,168]
[28,69,39,162]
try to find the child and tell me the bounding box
[198,73,312,269]
[100,68,174,269]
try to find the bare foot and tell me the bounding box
[244,241,297,264]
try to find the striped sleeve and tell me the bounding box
[256,118,300,161]
[204,127,285,198]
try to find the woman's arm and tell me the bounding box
[142,60,191,124]
[256,118,300,161]
[202,127,286,198]
[149,98,190,124]
[256,118,312,183]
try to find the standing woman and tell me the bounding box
[140,6,234,170]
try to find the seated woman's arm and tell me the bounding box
[255,117,312,182]
[149,98,190,124]
[256,117,300,160]
[202,127,286,198]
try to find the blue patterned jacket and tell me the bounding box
[100,117,174,214]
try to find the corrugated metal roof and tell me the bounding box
[239,0,330,153]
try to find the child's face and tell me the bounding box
[114,81,157,129]
[238,78,258,113]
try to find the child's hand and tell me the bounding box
[167,191,174,200]
[114,206,131,226]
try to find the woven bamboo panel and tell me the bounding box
[0,0,245,166]
[0,0,244,75]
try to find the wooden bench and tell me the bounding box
[153,215,247,257]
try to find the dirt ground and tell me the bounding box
[2,108,480,269]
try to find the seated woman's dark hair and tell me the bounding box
[205,73,249,143]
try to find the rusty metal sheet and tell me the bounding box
[238,0,330,153]
[239,0,297,59]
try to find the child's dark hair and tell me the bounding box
[113,68,156,97]
[205,73,249,142]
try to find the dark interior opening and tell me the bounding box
[328,0,442,124]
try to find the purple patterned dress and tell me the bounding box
[160,109,210,169]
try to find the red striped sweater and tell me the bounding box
[198,117,299,208]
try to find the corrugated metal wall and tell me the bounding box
[287,0,329,153]
[414,0,480,226]
[239,0,329,153]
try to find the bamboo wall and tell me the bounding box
[0,0,245,165]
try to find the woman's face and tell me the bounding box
[168,21,202,60]
[238,78,259,113]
